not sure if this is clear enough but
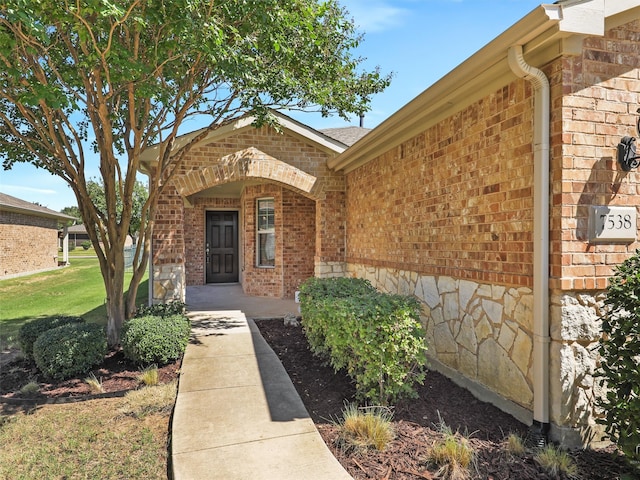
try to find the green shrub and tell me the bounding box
[299,277,427,405]
[134,301,187,318]
[121,314,190,366]
[18,316,85,360]
[33,323,107,380]
[299,277,376,359]
[598,250,640,466]
[81,240,91,250]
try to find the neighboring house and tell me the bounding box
[144,1,640,448]
[67,223,90,247]
[0,192,74,279]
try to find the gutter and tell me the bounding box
[508,44,550,446]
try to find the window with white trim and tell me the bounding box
[257,198,275,267]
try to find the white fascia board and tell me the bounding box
[271,111,347,154]
[554,0,605,36]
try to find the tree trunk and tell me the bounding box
[102,245,127,347]
[106,288,126,346]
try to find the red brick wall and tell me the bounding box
[0,211,60,278]
[282,188,316,297]
[241,184,315,298]
[346,81,535,288]
[550,19,640,291]
[152,184,185,267]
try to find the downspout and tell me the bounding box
[507,45,550,445]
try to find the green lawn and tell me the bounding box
[0,257,148,347]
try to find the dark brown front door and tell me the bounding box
[206,211,239,283]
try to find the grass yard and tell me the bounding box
[0,257,168,480]
[0,383,175,479]
[0,257,148,348]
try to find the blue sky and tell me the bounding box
[0,0,542,212]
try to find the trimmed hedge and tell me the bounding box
[33,323,107,380]
[121,314,190,366]
[134,300,187,318]
[18,316,85,360]
[299,277,427,405]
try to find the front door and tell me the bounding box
[206,211,239,283]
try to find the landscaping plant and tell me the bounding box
[427,414,476,480]
[299,277,428,405]
[18,315,85,360]
[597,250,640,467]
[33,322,107,380]
[336,403,395,452]
[135,300,187,318]
[121,314,190,366]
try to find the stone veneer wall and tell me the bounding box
[152,263,185,303]
[0,211,61,279]
[549,290,606,445]
[348,263,534,422]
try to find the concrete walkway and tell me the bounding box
[171,285,353,480]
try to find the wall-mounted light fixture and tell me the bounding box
[617,108,640,171]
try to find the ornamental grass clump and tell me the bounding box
[426,414,476,480]
[534,445,578,478]
[336,403,395,452]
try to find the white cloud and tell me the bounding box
[340,0,409,33]
[2,185,57,195]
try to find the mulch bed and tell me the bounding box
[0,348,180,405]
[1,320,637,479]
[254,318,637,480]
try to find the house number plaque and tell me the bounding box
[589,206,637,243]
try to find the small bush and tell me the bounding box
[33,323,107,380]
[121,314,190,366]
[18,316,85,360]
[597,250,640,465]
[134,301,187,318]
[81,241,91,250]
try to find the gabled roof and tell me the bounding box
[320,127,371,146]
[140,110,347,169]
[329,0,640,172]
[0,192,75,221]
[68,223,88,234]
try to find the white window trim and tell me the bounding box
[256,197,275,268]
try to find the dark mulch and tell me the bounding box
[0,348,180,405]
[254,318,638,480]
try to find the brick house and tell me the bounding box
[146,1,640,447]
[0,192,74,279]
